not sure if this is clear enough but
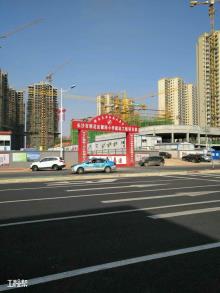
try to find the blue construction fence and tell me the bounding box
[211,151,220,160]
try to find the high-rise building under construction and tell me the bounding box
[96,92,136,122]
[0,70,9,130]
[0,69,24,149]
[8,89,25,149]
[196,31,220,128]
[27,83,58,150]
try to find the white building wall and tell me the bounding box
[196,31,220,128]
[158,77,197,126]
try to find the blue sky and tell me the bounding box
[1,0,218,135]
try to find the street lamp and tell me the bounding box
[60,84,76,158]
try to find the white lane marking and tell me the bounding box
[0,184,167,205]
[149,207,220,219]
[1,198,220,228]
[46,181,86,186]
[164,174,220,182]
[101,191,218,204]
[185,174,220,182]
[66,184,164,192]
[164,175,200,180]
[0,176,210,193]
[190,174,220,177]
[46,179,118,186]
[97,179,118,183]
[0,241,220,291]
[0,182,164,193]
[0,184,219,205]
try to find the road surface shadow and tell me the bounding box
[0,205,220,293]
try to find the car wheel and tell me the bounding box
[32,165,38,171]
[52,164,59,171]
[77,167,84,174]
[104,166,111,173]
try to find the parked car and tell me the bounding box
[200,154,212,162]
[181,154,211,163]
[138,156,165,167]
[182,154,201,163]
[159,152,172,159]
[71,158,116,174]
[30,157,65,171]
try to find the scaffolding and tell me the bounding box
[208,32,219,127]
[27,83,58,150]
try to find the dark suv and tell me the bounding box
[159,152,172,159]
[139,156,165,167]
[182,154,202,163]
[182,154,211,163]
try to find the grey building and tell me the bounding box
[0,69,9,130]
[27,82,59,150]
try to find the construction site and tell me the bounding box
[70,90,173,146]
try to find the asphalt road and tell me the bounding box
[0,162,220,179]
[0,174,220,292]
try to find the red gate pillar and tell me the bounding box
[78,130,88,163]
[126,132,135,167]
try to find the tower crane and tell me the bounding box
[190,0,220,33]
[0,18,44,48]
[44,60,71,84]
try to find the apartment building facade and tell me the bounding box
[27,83,58,150]
[196,31,220,128]
[0,70,8,130]
[0,70,25,149]
[158,77,198,126]
[8,89,25,149]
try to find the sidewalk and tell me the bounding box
[0,167,31,172]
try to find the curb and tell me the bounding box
[0,169,220,184]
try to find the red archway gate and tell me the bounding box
[72,114,139,167]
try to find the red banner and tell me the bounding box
[78,130,88,162]
[72,120,139,133]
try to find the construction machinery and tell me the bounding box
[0,18,43,48]
[190,0,220,33]
[65,91,171,127]
[44,60,72,84]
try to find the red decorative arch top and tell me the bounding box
[90,114,128,126]
[72,114,139,133]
